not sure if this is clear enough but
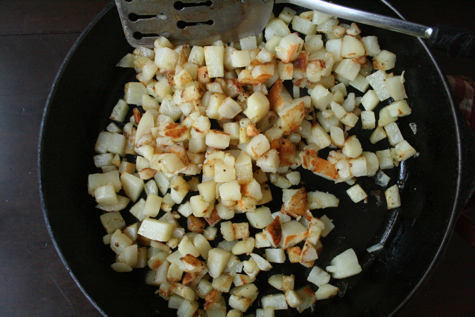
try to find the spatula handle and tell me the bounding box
[428,24,475,59]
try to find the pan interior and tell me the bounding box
[39,1,461,316]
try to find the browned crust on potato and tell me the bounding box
[281,187,307,217]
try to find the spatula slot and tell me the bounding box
[177,20,214,29]
[174,1,213,10]
[133,32,169,40]
[128,13,162,22]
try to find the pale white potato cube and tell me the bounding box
[219,97,242,119]
[376,149,395,169]
[265,248,286,263]
[342,135,362,158]
[325,38,342,62]
[330,126,345,148]
[95,184,118,205]
[212,274,234,293]
[204,226,218,241]
[231,50,251,68]
[292,15,317,35]
[190,195,210,217]
[286,171,301,185]
[326,248,362,279]
[361,151,379,176]
[341,35,365,58]
[100,212,126,234]
[349,156,367,177]
[384,122,404,146]
[378,106,398,127]
[310,84,333,111]
[304,34,324,53]
[208,248,231,278]
[285,290,303,308]
[124,82,147,105]
[349,74,370,93]
[315,284,339,300]
[110,99,129,122]
[177,300,199,317]
[240,36,257,50]
[361,110,376,130]
[335,58,361,81]
[395,140,417,161]
[121,172,144,202]
[268,274,283,290]
[308,123,332,149]
[219,180,242,201]
[307,190,339,209]
[246,134,271,159]
[244,91,270,123]
[370,126,388,144]
[366,70,390,101]
[198,179,216,203]
[384,75,407,101]
[155,47,179,71]
[139,218,175,242]
[111,262,132,273]
[373,50,396,71]
[346,184,367,203]
[312,10,332,25]
[265,18,291,41]
[143,194,162,218]
[307,266,331,286]
[189,46,205,65]
[265,35,283,54]
[170,176,190,204]
[361,36,381,56]
[385,184,401,209]
[206,130,231,149]
[261,294,288,310]
[387,100,412,118]
[256,149,280,173]
[214,161,236,183]
[221,221,235,242]
[204,45,225,78]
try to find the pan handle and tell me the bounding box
[428,25,475,60]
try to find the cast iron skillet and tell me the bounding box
[39,1,475,316]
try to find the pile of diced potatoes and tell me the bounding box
[88,6,417,317]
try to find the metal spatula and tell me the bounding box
[115,0,475,59]
[115,0,273,48]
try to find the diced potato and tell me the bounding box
[307,265,331,286]
[100,212,126,234]
[326,248,362,279]
[121,172,145,202]
[275,33,304,63]
[208,248,231,278]
[373,50,396,71]
[139,218,176,242]
[385,184,401,209]
[261,294,288,310]
[265,248,286,263]
[285,290,303,308]
[206,130,231,149]
[280,221,308,249]
[204,45,225,78]
[315,284,339,300]
[95,184,119,205]
[346,184,367,203]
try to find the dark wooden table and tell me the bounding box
[1,1,474,316]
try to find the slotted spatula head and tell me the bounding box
[115,0,274,48]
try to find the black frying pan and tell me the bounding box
[39,1,475,316]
